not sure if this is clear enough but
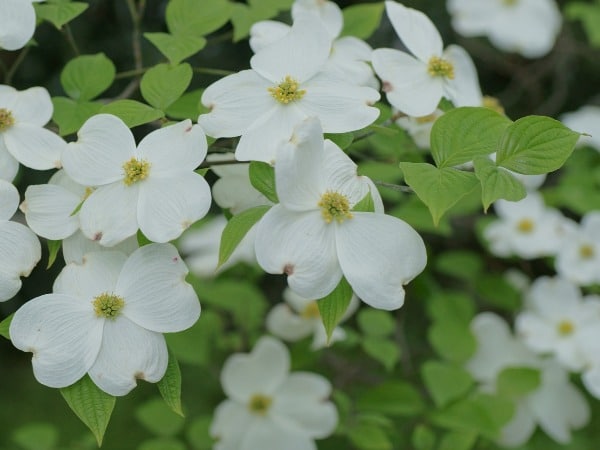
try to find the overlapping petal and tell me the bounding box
[10,86,53,126]
[0,178,18,220]
[22,183,80,240]
[3,123,64,170]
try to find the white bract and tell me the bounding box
[484,192,573,259]
[0,179,41,301]
[0,0,42,51]
[555,212,600,286]
[9,244,200,396]
[447,0,562,58]
[372,1,482,117]
[61,114,211,246]
[254,117,426,310]
[211,336,338,450]
[266,287,359,350]
[561,105,600,151]
[198,17,380,163]
[516,276,600,371]
[292,0,343,38]
[0,85,65,172]
[466,312,590,447]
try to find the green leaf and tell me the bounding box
[218,205,271,268]
[566,2,600,47]
[357,310,395,337]
[248,161,278,203]
[166,310,222,366]
[0,313,13,340]
[357,381,425,416]
[166,89,207,120]
[325,132,354,149]
[434,251,483,281]
[144,32,207,65]
[474,274,521,312]
[100,100,164,128]
[411,425,436,450]
[348,423,392,450]
[185,416,213,450]
[12,423,59,450]
[138,438,187,450]
[438,430,477,450]
[353,190,375,213]
[136,397,185,437]
[496,367,541,398]
[495,116,580,175]
[317,277,353,342]
[46,239,62,269]
[60,375,116,446]
[399,162,479,225]
[431,107,511,168]
[60,53,116,101]
[362,336,400,371]
[33,1,88,29]
[473,156,526,212]
[341,3,385,39]
[426,292,475,325]
[51,97,102,136]
[421,361,473,408]
[157,349,184,417]
[141,63,193,111]
[136,230,153,247]
[166,0,232,37]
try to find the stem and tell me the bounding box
[114,67,148,79]
[373,180,414,194]
[63,24,80,56]
[4,47,30,85]
[193,67,236,77]
[117,0,146,100]
[198,158,247,169]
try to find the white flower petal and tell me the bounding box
[198,70,275,138]
[249,20,290,53]
[0,178,18,220]
[292,0,343,38]
[22,183,80,240]
[336,213,426,310]
[442,45,482,107]
[63,114,135,186]
[0,220,41,301]
[255,207,342,300]
[116,243,200,332]
[515,313,556,354]
[0,0,35,51]
[243,420,316,450]
[9,293,103,388]
[3,123,64,170]
[11,87,53,126]
[78,182,140,246]
[385,1,443,61]
[137,120,207,176]
[498,403,536,447]
[88,317,168,396]
[0,141,19,182]
[53,251,126,299]
[137,173,211,243]
[221,336,290,403]
[62,231,138,265]
[251,16,331,83]
[210,400,255,448]
[266,304,315,342]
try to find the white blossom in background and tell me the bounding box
[198,17,380,163]
[516,276,600,371]
[61,114,211,246]
[555,212,600,286]
[211,336,338,450]
[0,179,41,301]
[466,312,590,447]
[0,0,43,51]
[0,85,65,172]
[267,287,360,350]
[484,192,573,259]
[9,244,200,396]
[62,232,139,265]
[561,105,600,151]
[254,117,426,310]
[372,1,482,117]
[447,0,562,58]
[292,0,343,38]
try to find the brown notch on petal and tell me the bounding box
[283,264,294,276]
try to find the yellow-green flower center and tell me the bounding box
[248,394,272,415]
[318,191,353,224]
[0,108,15,132]
[415,113,439,124]
[516,218,534,233]
[557,319,574,336]
[301,301,321,319]
[482,96,505,115]
[427,56,455,79]
[93,293,125,319]
[579,244,595,259]
[123,157,151,186]
[502,0,518,6]
[268,75,306,104]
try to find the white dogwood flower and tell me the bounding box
[211,336,338,450]
[198,17,380,163]
[466,313,590,447]
[561,105,600,151]
[254,117,426,310]
[372,1,482,117]
[266,287,359,350]
[0,0,42,51]
[9,244,200,396]
[61,114,211,246]
[0,85,65,171]
[447,0,562,58]
[292,0,343,38]
[0,179,41,301]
